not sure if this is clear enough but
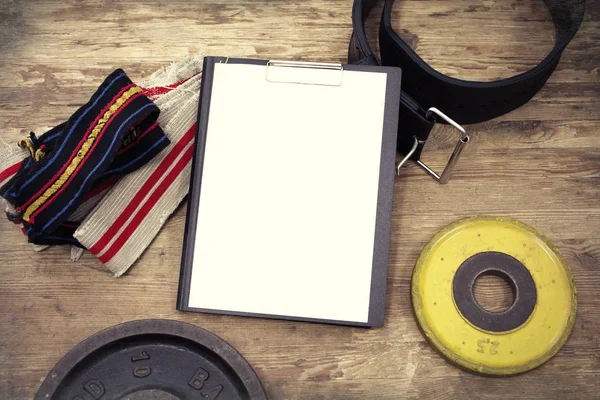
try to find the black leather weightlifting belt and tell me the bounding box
[349,0,585,182]
[0,69,170,245]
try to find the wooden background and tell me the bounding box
[0,0,598,398]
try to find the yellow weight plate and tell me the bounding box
[412,216,577,375]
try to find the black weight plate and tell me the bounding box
[35,319,267,400]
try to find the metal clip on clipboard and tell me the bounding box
[266,60,344,87]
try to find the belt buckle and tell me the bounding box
[396,107,470,184]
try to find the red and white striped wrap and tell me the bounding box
[0,54,203,273]
[74,54,203,276]
[1,133,51,253]
[0,144,27,189]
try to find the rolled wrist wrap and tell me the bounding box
[0,69,170,245]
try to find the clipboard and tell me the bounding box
[177,57,401,327]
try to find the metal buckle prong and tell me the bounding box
[417,107,469,184]
[395,108,469,183]
[396,136,419,176]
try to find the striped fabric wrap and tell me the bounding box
[0,70,170,246]
[0,144,28,189]
[75,53,203,276]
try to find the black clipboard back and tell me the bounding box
[177,57,401,327]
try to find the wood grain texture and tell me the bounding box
[0,0,598,399]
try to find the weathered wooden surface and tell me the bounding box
[0,0,598,399]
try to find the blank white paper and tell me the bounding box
[188,62,388,323]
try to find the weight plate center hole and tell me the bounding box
[122,389,181,400]
[472,270,516,313]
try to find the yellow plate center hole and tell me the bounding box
[472,271,516,313]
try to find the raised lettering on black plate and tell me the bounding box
[131,351,150,362]
[188,367,209,390]
[83,379,105,399]
[133,366,152,378]
[201,384,223,399]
